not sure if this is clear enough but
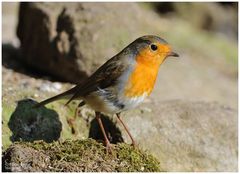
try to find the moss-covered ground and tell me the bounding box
[3,139,161,172]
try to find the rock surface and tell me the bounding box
[2,139,161,172]
[8,99,62,143]
[16,2,154,83]
[153,2,238,40]
[122,100,238,171]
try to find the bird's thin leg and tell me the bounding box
[95,112,112,153]
[116,113,136,147]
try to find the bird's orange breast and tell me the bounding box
[124,48,164,97]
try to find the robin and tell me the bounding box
[35,35,179,152]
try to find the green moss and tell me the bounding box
[2,102,15,150]
[116,143,161,172]
[9,139,161,172]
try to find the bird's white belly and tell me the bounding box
[84,93,118,114]
[84,90,147,114]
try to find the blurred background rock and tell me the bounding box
[2,2,238,172]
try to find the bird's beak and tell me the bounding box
[167,51,179,57]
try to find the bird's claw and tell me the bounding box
[105,142,113,154]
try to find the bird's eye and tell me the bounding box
[150,44,158,51]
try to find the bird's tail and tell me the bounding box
[34,89,74,108]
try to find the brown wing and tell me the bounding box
[65,55,127,105]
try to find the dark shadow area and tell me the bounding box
[2,43,70,82]
[218,2,238,8]
[3,44,44,79]
[8,98,62,143]
[153,2,175,15]
[89,113,124,144]
[152,2,238,16]
[2,44,21,70]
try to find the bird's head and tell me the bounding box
[127,35,179,66]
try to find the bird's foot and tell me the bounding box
[105,141,113,154]
[131,141,138,149]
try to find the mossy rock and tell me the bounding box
[2,139,161,172]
